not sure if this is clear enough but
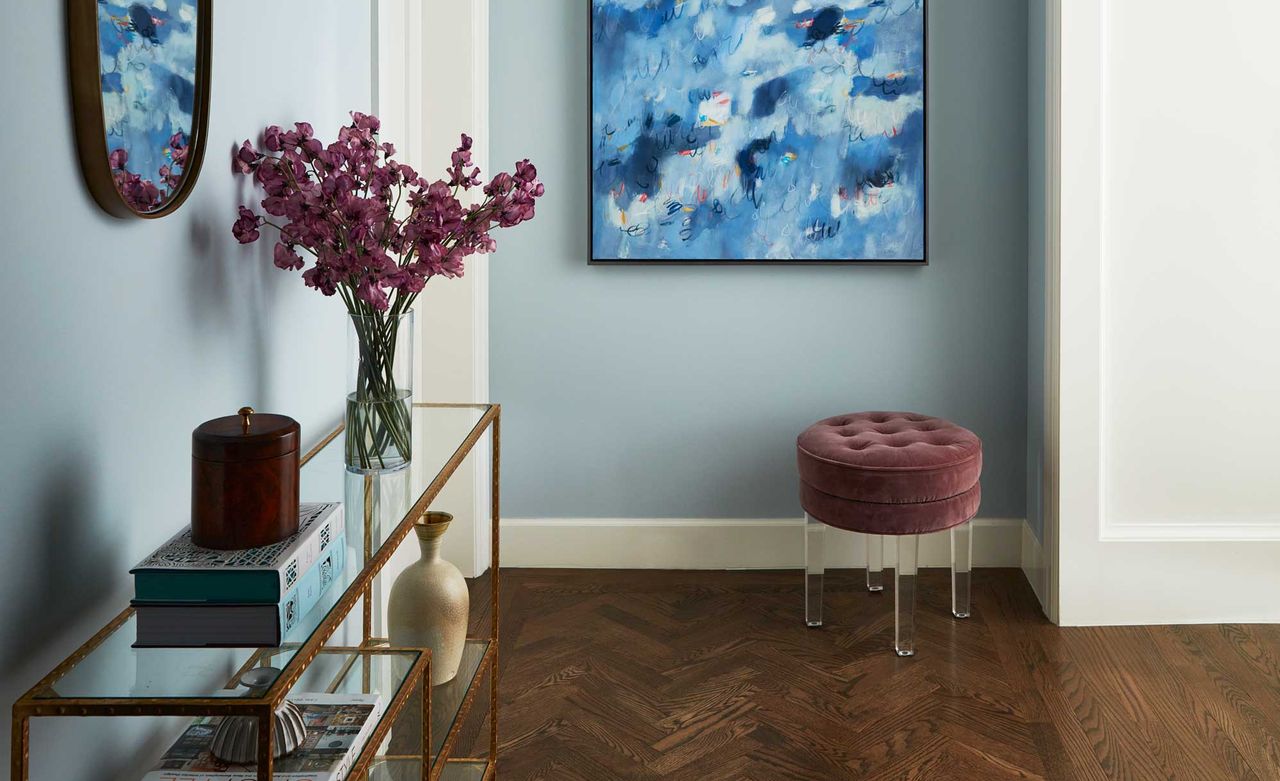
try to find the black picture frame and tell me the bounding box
[588,0,928,266]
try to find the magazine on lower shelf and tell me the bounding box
[142,692,385,781]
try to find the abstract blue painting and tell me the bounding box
[591,0,926,263]
[96,0,200,213]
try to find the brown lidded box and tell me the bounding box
[192,407,301,550]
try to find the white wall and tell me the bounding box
[1057,0,1280,624]
[0,2,370,776]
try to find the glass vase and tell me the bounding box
[346,310,414,473]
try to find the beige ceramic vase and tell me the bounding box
[388,512,469,685]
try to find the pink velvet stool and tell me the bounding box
[797,412,983,656]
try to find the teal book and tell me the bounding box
[133,531,347,647]
[131,503,343,604]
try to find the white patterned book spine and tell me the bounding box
[132,503,344,603]
[277,505,342,595]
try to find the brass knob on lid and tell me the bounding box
[239,406,255,433]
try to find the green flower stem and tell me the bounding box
[346,306,414,471]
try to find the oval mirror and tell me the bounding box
[69,0,211,219]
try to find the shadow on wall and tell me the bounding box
[184,163,292,406]
[0,419,254,779]
[1,449,120,672]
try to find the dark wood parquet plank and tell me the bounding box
[1123,626,1258,781]
[462,568,1280,780]
[1158,625,1280,779]
[1056,628,1233,780]
[981,585,1110,781]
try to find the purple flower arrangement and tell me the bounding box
[231,112,543,314]
[231,112,543,471]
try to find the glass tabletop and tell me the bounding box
[34,404,493,701]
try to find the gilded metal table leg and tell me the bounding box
[490,411,501,764]
[422,672,432,781]
[363,472,375,694]
[11,711,29,781]
[255,707,275,781]
[363,472,375,649]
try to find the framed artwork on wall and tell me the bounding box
[590,0,926,265]
[68,0,212,219]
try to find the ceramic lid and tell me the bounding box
[193,407,301,462]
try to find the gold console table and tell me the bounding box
[11,404,501,781]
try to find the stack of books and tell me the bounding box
[141,692,385,781]
[132,503,347,648]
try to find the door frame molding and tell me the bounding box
[1052,0,1280,625]
[1043,0,1062,624]
[373,0,492,577]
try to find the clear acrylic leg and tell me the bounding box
[951,520,973,619]
[895,535,919,657]
[866,533,884,592]
[805,514,824,627]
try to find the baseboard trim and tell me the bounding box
[1020,520,1048,611]
[503,517,1025,570]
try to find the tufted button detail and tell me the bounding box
[797,412,982,509]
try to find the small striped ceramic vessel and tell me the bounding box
[210,667,307,763]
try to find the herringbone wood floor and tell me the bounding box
[462,568,1280,780]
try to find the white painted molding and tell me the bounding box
[1042,0,1062,625]
[470,0,493,577]
[375,1,492,577]
[1020,521,1047,611]
[1101,521,1280,543]
[1054,0,1280,626]
[503,518,1024,570]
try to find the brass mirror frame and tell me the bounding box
[68,0,213,219]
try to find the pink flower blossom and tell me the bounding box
[232,206,262,244]
[351,112,381,133]
[234,140,261,174]
[357,276,389,310]
[263,125,285,152]
[274,243,304,271]
[448,134,483,189]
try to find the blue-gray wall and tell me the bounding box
[1027,0,1048,541]
[0,3,369,777]
[491,0,1030,521]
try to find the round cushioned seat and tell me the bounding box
[797,412,982,535]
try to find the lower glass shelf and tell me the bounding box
[370,758,492,781]
[262,639,492,776]
[136,640,492,780]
